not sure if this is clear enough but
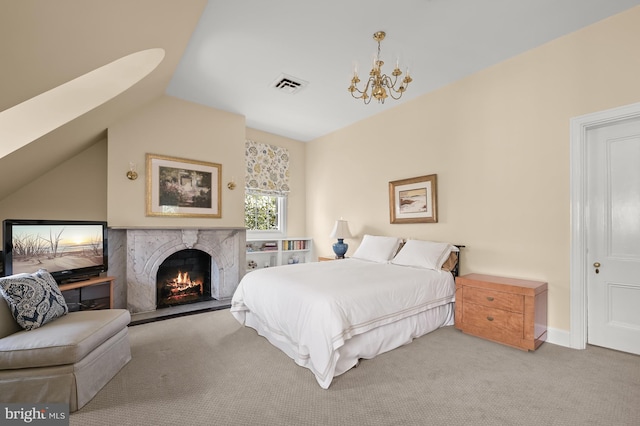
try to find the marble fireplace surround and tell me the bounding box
[108,227,246,314]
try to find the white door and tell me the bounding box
[586,118,640,355]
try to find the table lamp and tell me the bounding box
[329,219,352,259]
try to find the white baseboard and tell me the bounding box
[546,327,573,348]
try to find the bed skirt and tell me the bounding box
[243,302,454,388]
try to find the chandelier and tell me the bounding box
[348,31,412,104]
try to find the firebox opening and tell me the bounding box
[156,249,212,309]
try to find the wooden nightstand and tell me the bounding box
[318,256,347,261]
[455,273,547,351]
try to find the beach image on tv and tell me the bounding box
[11,224,103,275]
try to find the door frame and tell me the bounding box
[569,100,640,349]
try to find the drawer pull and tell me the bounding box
[486,296,494,302]
[487,316,494,321]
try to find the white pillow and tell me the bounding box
[391,239,457,270]
[351,235,402,263]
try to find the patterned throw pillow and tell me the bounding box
[0,269,69,330]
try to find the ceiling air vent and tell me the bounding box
[271,73,308,94]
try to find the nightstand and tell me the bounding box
[455,273,547,351]
[318,256,347,261]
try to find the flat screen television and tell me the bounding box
[3,219,108,283]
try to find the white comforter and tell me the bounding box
[230,258,455,388]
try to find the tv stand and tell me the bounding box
[59,273,101,285]
[59,276,115,311]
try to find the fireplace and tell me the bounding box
[106,227,246,315]
[156,249,212,309]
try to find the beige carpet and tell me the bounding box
[71,309,640,426]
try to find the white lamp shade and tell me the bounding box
[329,220,352,239]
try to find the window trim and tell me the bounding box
[245,194,287,239]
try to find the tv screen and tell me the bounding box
[3,219,108,283]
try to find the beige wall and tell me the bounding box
[0,139,108,241]
[306,7,640,333]
[0,97,309,245]
[107,95,246,228]
[245,128,307,237]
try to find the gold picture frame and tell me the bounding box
[146,153,221,218]
[389,174,438,224]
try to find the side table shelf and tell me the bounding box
[59,276,115,311]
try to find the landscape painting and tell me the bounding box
[158,166,212,208]
[146,154,221,218]
[389,174,438,223]
[398,188,428,214]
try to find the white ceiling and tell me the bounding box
[167,0,640,142]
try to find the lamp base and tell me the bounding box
[332,239,349,259]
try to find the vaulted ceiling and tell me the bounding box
[2,0,640,201]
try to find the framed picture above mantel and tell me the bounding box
[146,153,222,218]
[389,174,438,224]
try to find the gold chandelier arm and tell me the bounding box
[380,73,411,100]
[350,89,373,104]
[349,77,374,104]
[387,89,404,100]
[380,74,401,100]
[350,78,372,96]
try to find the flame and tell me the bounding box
[176,271,190,284]
[168,270,203,295]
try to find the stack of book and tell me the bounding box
[261,242,278,251]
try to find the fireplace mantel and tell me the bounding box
[108,227,246,314]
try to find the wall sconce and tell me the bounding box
[126,162,138,180]
[227,177,236,190]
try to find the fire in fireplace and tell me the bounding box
[156,249,212,309]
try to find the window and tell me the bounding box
[244,140,290,237]
[245,193,287,235]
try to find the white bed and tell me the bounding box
[230,238,458,389]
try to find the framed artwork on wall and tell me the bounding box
[146,153,222,218]
[389,174,438,224]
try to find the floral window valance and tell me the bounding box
[245,140,290,196]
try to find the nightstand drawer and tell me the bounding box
[464,286,523,313]
[462,302,523,337]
